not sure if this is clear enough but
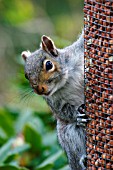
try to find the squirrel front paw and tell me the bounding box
[76,104,91,127]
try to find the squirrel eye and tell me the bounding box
[45,61,53,71]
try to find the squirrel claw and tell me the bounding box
[77,104,91,127]
[77,114,91,126]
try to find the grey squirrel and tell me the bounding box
[21,31,88,170]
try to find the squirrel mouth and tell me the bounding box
[33,88,52,96]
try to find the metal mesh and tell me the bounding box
[84,0,113,169]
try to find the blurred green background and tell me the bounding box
[0,0,83,170]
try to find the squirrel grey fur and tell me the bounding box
[22,31,87,170]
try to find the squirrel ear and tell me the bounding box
[41,35,58,56]
[21,51,31,61]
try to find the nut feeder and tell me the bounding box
[84,0,113,169]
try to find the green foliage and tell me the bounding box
[0,106,67,170]
[0,0,34,25]
[0,165,28,170]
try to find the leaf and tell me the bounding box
[36,151,63,169]
[27,116,45,134]
[53,152,68,169]
[0,128,8,144]
[0,138,14,163]
[0,165,29,170]
[35,164,53,170]
[15,109,33,133]
[0,138,30,164]
[23,123,42,152]
[42,131,57,147]
[0,110,15,137]
[8,144,30,156]
[58,165,69,170]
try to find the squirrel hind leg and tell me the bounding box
[79,154,87,170]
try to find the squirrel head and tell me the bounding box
[21,35,68,96]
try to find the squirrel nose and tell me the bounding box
[33,85,46,95]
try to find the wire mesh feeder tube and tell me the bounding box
[84,0,113,169]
